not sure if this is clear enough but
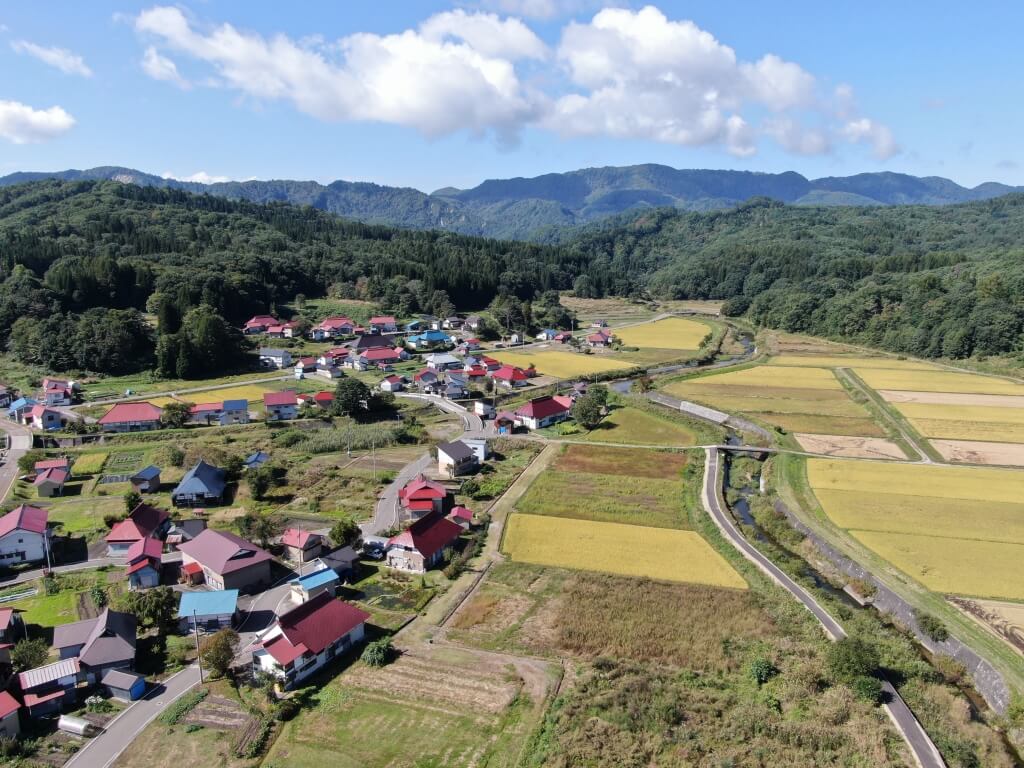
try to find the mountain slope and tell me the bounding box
[2,164,1022,239]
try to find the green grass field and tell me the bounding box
[552,443,688,479]
[580,405,699,445]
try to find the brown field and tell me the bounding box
[949,596,1024,656]
[931,439,1024,467]
[879,390,1024,407]
[794,434,906,460]
[552,443,688,478]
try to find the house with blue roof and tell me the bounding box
[178,589,239,633]
[220,399,249,425]
[289,567,340,603]
[171,459,226,507]
[406,330,452,351]
[130,465,162,493]
[7,397,37,423]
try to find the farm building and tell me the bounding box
[53,608,137,683]
[315,364,343,380]
[437,440,478,478]
[398,474,451,517]
[515,396,573,431]
[34,457,71,473]
[448,506,474,530]
[297,392,334,409]
[6,397,38,424]
[494,411,519,434]
[463,438,490,462]
[259,348,292,369]
[171,460,226,507]
[34,467,67,497]
[177,589,239,633]
[280,528,323,563]
[535,329,558,340]
[289,567,340,603]
[105,503,169,557]
[29,405,62,431]
[177,529,273,592]
[125,537,163,590]
[0,691,20,738]
[18,658,79,716]
[587,330,613,348]
[252,592,370,689]
[263,390,298,421]
[386,511,463,573]
[98,402,163,433]
[130,465,161,493]
[164,518,207,549]
[474,400,495,418]
[465,315,482,331]
[0,505,49,566]
[102,669,146,702]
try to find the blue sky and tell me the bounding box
[0,1,1019,191]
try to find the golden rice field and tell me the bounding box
[907,419,1024,444]
[173,384,275,404]
[768,354,941,371]
[70,452,108,475]
[142,396,180,407]
[490,350,632,378]
[895,403,1024,425]
[612,317,710,350]
[503,514,747,589]
[856,368,1024,395]
[677,365,843,389]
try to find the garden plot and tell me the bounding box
[612,317,710,350]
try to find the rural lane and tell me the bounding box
[0,417,33,501]
[701,447,946,768]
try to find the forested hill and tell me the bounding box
[0,180,580,375]
[571,195,1024,361]
[3,165,1022,241]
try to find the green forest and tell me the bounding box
[2,179,1024,375]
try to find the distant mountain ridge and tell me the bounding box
[2,164,1020,240]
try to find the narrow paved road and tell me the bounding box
[0,418,33,502]
[701,448,946,768]
[64,665,202,768]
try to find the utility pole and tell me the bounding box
[193,610,204,683]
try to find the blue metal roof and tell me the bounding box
[172,459,226,498]
[222,399,248,410]
[177,589,239,618]
[290,567,339,590]
[7,397,36,412]
[133,465,161,480]
[244,451,270,467]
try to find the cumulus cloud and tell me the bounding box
[161,170,231,183]
[11,40,92,77]
[474,0,597,19]
[132,3,897,158]
[0,100,76,143]
[141,46,191,88]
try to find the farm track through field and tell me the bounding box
[834,368,934,462]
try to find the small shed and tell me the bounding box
[280,528,323,563]
[102,669,146,702]
[289,567,340,603]
[130,465,162,493]
[178,589,239,633]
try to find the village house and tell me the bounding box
[105,503,170,557]
[289,567,339,603]
[442,377,468,400]
[259,348,293,369]
[98,402,163,433]
[280,528,324,563]
[297,391,334,410]
[34,467,67,498]
[448,505,475,530]
[490,365,530,389]
[458,337,482,352]
[437,440,478,477]
[464,315,482,331]
[18,659,80,716]
[0,691,20,739]
[252,592,370,689]
[125,537,163,590]
[130,465,162,493]
[587,330,614,348]
[380,375,404,392]
[442,316,463,330]
[189,399,249,426]
[243,314,279,334]
[6,397,37,424]
[386,511,463,573]
[398,474,452,518]
[407,330,452,350]
[171,460,226,507]
[188,402,222,425]
[463,437,490,462]
[359,347,402,368]
[41,378,74,406]
[515,395,574,431]
[494,411,519,434]
[312,546,359,580]
[553,332,573,343]
[178,589,239,634]
[535,328,558,341]
[53,608,137,684]
[351,334,393,352]
[424,352,462,371]
[368,315,398,334]
[164,518,208,550]
[263,390,299,421]
[178,529,273,592]
[474,400,496,419]
[0,505,49,566]
[315,363,343,380]
[310,316,355,340]
[29,405,62,431]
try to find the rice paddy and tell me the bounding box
[489,350,633,378]
[612,317,710,350]
[769,355,941,371]
[856,369,1024,396]
[503,514,747,588]
[170,384,273,404]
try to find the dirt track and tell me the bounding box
[794,433,907,460]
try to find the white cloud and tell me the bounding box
[11,40,92,77]
[161,170,231,184]
[841,118,899,160]
[474,0,596,20]
[764,118,830,156]
[0,100,75,143]
[419,10,548,60]
[141,46,190,88]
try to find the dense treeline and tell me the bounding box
[0,180,583,374]
[570,196,1024,361]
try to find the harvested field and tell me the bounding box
[931,439,1024,467]
[895,402,1024,425]
[553,443,687,478]
[755,413,885,437]
[184,695,250,729]
[856,369,1024,395]
[517,470,685,529]
[949,597,1024,656]
[794,434,906,460]
[850,530,1024,599]
[579,405,698,445]
[612,317,710,350]
[490,349,632,378]
[907,418,1024,443]
[769,355,940,370]
[503,514,747,588]
[675,364,844,389]
[879,390,1024,407]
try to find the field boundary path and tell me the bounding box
[701,447,947,768]
[834,368,935,463]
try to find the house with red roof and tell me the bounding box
[490,365,530,389]
[297,391,334,410]
[448,506,475,530]
[17,658,79,716]
[34,467,68,498]
[243,314,279,334]
[34,457,71,473]
[98,402,163,433]
[177,529,273,592]
[0,690,20,738]
[398,474,452,518]
[386,511,463,573]
[587,330,614,348]
[368,315,397,334]
[358,347,401,367]
[41,377,74,406]
[280,528,324,563]
[311,316,356,340]
[515,395,574,431]
[263,390,298,421]
[252,592,370,688]
[0,505,48,566]
[380,375,404,393]
[125,537,163,590]
[105,503,170,557]
[553,332,573,343]
[29,405,62,431]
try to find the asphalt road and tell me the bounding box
[0,417,33,501]
[701,448,946,768]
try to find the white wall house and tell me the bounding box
[0,506,48,566]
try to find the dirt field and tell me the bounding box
[612,316,711,350]
[795,434,906,460]
[949,596,1024,656]
[931,439,1024,466]
[879,390,1024,407]
[553,444,688,478]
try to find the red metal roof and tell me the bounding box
[263,592,369,664]
[0,505,48,538]
[492,365,528,381]
[363,348,399,361]
[0,690,19,719]
[449,506,474,521]
[0,608,19,631]
[319,316,354,329]
[383,375,402,384]
[262,634,307,666]
[126,559,157,575]
[281,528,320,548]
[33,467,68,486]
[313,392,334,404]
[23,689,64,708]
[105,503,168,543]
[263,390,297,407]
[388,511,463,560]
[245,315,278,326]
[398,474,447,502]
[34,458,71,471]
[98,402,163,425]
[181,561,203,576]
[516,396,572,421]
[189,402,221,414]
[369,316,395,324]
[125,536,163,563]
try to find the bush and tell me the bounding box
[847,578,877,600]
[274,698,300,722]
[913,610,949,642]
[748,656,778,686]
[11,638,48,672]
[826,637,879,683]
[850,675,884,705]
[460,478,480,497]
[361,637,395,667]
